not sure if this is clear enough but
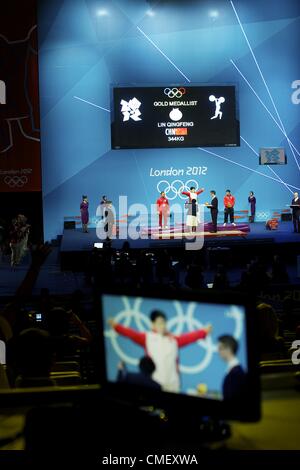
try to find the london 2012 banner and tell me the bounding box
[0,0,41,192]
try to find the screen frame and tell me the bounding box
[98,288,260,423]
[259,147,287,165]
[110,83,240,150]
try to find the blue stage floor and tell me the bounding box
[61,221,300,252]
[0,222,299,296]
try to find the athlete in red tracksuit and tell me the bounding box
[223,189,236,226]
[108,310,212,392]
[156,191,170,228]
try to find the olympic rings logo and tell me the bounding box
[256,211,270,220]
[4,176,28,188]
[164,87,186,99]
[157,179,199,200]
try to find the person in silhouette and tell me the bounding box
[80,195,89,233]
[156,191,170,229]
[248,191,256,223]
[205,190,218,233]
[217,335,246,401]
[209,95,225,119]
[103,201,114,240]
[117,356,161,390]
[9,214,30,267]
[291,191,300,233]
[223,189,236,227]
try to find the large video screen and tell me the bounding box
[111,85,240,149]
[102,293,248,402]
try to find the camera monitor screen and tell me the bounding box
[111,85,240,149]
[100,291,260,421]
[94,242,104,249]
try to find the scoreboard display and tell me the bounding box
[111,85,240,149]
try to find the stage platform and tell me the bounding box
[60,221,300,270]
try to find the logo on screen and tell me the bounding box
[169,108,183,121]
[209,95,225,120]
[0,80,6,104]
[264,148,281,164]
[164,87,186,99]
[120,98,142,122]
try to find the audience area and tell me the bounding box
[0,233,300,452]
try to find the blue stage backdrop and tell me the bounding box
[37,0,300,241]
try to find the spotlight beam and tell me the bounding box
[136,26,191,83]
[197,147,300,191]
[230,0,300,171]
[73,96,110,112]
[230,60,300,159]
